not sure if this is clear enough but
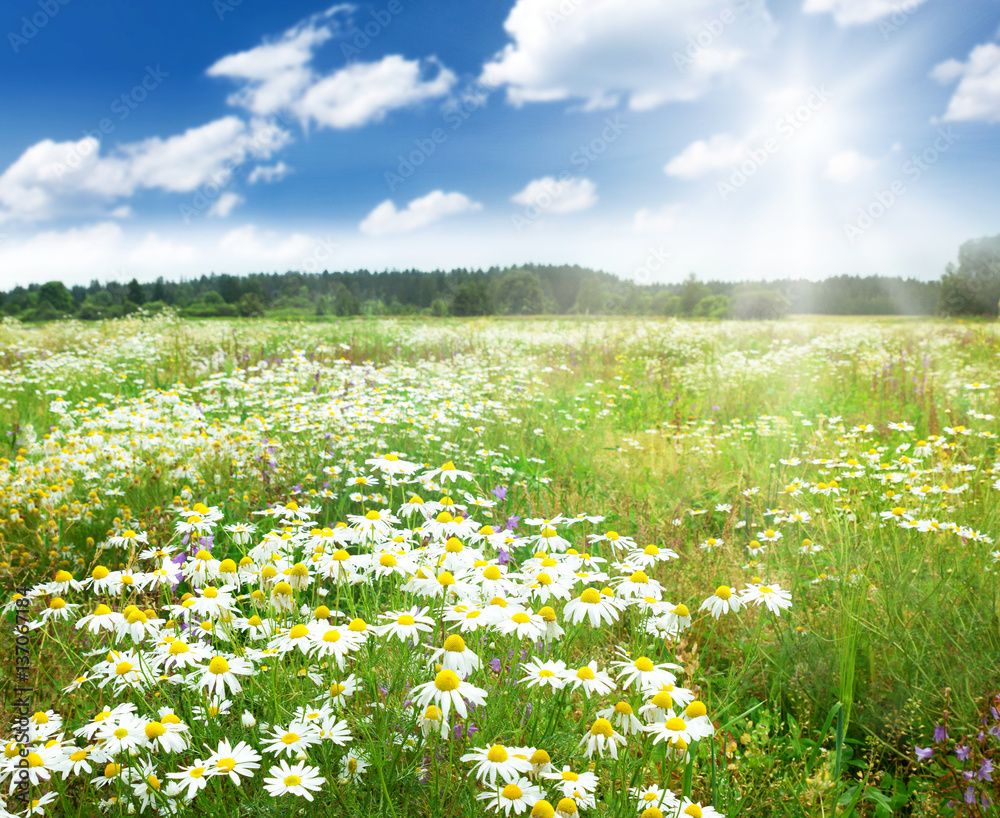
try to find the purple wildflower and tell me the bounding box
[934,724,948,743]
[492,485,508,501]
[915,746,934,761]
[956,745,972,761]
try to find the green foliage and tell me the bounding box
[493,269,547,314]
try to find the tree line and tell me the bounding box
[3,233,998,321]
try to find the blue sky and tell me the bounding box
[1,0,999,286]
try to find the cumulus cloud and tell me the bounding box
[510,176,597,213]
[207,192,244,218]
[824,149,877,183]
[218,223,329,264]
[359,190,482,236]
[294,56,456,129]
[802,0,928,25]
[206,7,345,116]
[932,42,1000,122]
[664,134,749,179]
[209,9,455,129]
[0,222,126,279]
[0,117,290,222]
[632,205,680,233]
[128,232,198,266]
[248,162,290,184]
[481,0,776,111]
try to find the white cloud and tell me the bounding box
[206,7,347,116]
[248,162,290,184]
[0,222,126,282]
[481,0,776,111]
[824,149,877,183]
[207,192,244,218]
[218,224,326,265]
[128,232,198,266]
[510,176,597,213]
[294,56,456,129]
[210,10,455,129]
[359,190,482,236]
[932,42,1000,123]
[632,205,680,233]
[664,134,748,179]
[0,117,290,222]
[802,0,928,25]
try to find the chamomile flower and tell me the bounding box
[430,633,482,678]
[519,658,567,691]
[611,653,680,694]
[644,702,714,747]
[699,586,742,619]
[477,776,543,815]
[542,766,599,798]
[204,739,261,783]
[562,662,614,698]
[460,744,532,785]
[261,723,322,758]
[579,717,627,759]
[192,654,254,697]
[263,760,325,801]
[376,607,435,644]
[740,583,792,615]
[411,670,488,722]
[562,587,624,627]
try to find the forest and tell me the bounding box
[3,233,998,321]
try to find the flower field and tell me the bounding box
[1,313,998,817]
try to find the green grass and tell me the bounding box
[1,313,998,817]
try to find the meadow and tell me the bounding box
[0,312,997,817]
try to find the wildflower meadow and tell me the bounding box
[0,313,997,817]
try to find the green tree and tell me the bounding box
[574,277,605,314]
[333,284,360,316]
[451,279,493,316]
[494,270,545,315]
[126,279,145,306]
[37,281,75,314]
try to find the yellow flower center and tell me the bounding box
[434,670,461,692]
[512,612,531,624]
[576,666,595,680]
[289,624,309,639]
[634,657,654,672]
[716,585,732,600]
[281,733,299,745]
[665,717,686,731]
[502,784,523,801]
[686,701,707,718]
[145,722,165,739]
[209,657,230,674]
[487,745,509,763]
[590,718,614,738]
[579,588,601,604]
[532,800,555,818]
[443,634,466,652]
[397,614,415,626]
